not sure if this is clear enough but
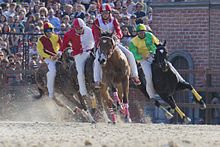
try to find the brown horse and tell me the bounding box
[98,33,131,123]
[34,49,96,123]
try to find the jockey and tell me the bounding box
[129,24,186,99]
[60,18,95,98]
[92,3,141,88]
[37,22,62,99]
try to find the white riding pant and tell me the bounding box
[140,56,156,99]
[140,57,186,99]
[93,44,139,82]
[74,52,90,96]
[168,62,185,83]
[44,58,56,98]
[94,49,102,83]
[117,44,139,77]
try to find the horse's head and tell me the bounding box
[98,32,116,65]
[154,41,169,71]
[61,47,74,70]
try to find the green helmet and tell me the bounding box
[136,24,147,32]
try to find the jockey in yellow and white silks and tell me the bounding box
[60,18,95,97]
[92,3,141,88]
[129,24,185,99]
[37,22,62,99]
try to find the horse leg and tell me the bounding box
[33,87,44,99]
[154,100,173,119]
[167,96,191,124]
[78,95,95,123]
[122,77,132,123]
[100,84,116,124]
[176,82,206,109]
[112,86,124,114]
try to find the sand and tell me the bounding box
[0,86,220,147]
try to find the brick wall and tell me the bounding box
[209,6,220,87]
[150,2,220,87]
[129,1,220,121]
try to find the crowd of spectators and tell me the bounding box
[0,0,153,86]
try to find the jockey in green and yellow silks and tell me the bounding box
[128,24,159,99]
[129,24,160,61]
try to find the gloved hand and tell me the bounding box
[146,54,154,63]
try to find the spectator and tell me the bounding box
[63,4,74,17]
[0,36,7,49]
[61,15,71,30]
[86,18,93,28]
[147,6,153,24]
[48,8,61,32]
[11,15,25,33]
[9,34,19,54]
[121,6,131,19]
[74,3,85,20]
[3,2,16,18]
[121,25,132,47]
[25,14,36,32]
[81,0,91,10]
[87,2,97,17]
[0,14,7,23]
[39,7,48,19]
[123,0,136,14]
[0,51,4,62]
[134,2,146,19]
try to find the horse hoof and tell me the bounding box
[124,116,132,123]
[199,100,206,110]
[183,117,191,124]
[165,111,174,120]
[32,95,42,99]
[91,120,96,124]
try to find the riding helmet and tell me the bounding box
[136,24,147,32]
[43,22,54,33]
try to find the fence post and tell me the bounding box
[205,69,212,124]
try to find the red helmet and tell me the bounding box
[43,22,54,32]
[73,18,85,29]
[99,3,112,13]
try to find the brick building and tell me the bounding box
[129,0,220,124]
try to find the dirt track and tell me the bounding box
[0,86,220,147]
[0,122,220,147]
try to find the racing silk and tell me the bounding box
[37,33,62,59]
[92,15,123,48]
[61,26,95,56]
[129,32,160,61]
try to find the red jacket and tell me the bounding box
[92,15,123,48]
[61,26,95,56]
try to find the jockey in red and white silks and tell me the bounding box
[60,18,95,97]
[92,3,141,88]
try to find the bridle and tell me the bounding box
[99,35,116,59]
[154,45,169,72]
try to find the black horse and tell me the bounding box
[138,41,206,123]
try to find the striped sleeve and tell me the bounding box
[37,37,50,59]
